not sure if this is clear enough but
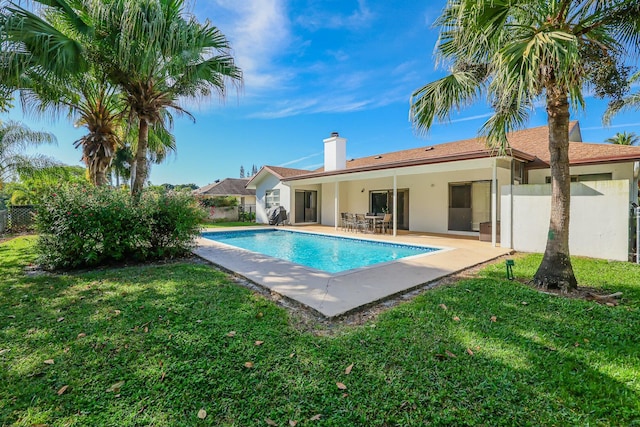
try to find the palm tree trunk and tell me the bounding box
[132,118,149,199]
[94,158,111,187]
[532,86,578,292]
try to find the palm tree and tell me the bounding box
[0,120,57,189]
[91,0,242,198]
[604,71,640,125]
[605,132,640,146]
[1,0,242,198]
[109,145,133,188]
[1,3,124,186]
[18,73,125,186]
[410,0,640,291]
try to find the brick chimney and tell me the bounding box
[323,131,346,171]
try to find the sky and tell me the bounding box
[7,0,640,187]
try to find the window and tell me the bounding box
[545,173,612,184]
[265,189,280,209]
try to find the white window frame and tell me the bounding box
[265,189,280,209]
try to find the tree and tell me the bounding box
[174,183,198,191]
[1,0,242,198]
[92,0,242,198]
[109,145,133,187]
[1,3,126,186]
[410,0,639,291]
[240,165,245,178]
[8,165,87,204]
[0,120,57,189]
[251,164,257,176]
[604,71,640,124]
[605,131,640,146]
[19,74,125,186]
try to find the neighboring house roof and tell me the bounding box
[282,122,640,181]
[193,178,255,197]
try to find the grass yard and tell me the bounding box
[1,236,639,426]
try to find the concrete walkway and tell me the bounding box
[194,226,513,318]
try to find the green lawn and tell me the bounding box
[1,237,639,426]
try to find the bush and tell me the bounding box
[198,196,238,207]
[36,185,206,270]
[145,190,206,258]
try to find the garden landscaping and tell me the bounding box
[1,236,639,426]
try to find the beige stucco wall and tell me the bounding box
[289,184,322,225]
[528,163,635,185]
[501,180,631,261]
[239,195,257,206]
[318,161,512,234]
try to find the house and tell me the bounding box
[194,178,257,221]
[193,178,256,207]
[246,123,640,261]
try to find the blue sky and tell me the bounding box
[8,0,640,187]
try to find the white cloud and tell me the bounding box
[250,95,375,119]
[582,122,640,130]
[299,162,323,170]
[199,1,292,94]
[443,112,494,124]
[278,151,323,167]
[250,99,320,119]
[296,0,375,30]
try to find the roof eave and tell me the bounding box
[284,150,533,181]
[525,155,640,170]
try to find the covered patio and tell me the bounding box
[284,156,517,247]
[194,225,512,318]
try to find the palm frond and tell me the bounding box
[410,69,485,134]
[603,92,640,125]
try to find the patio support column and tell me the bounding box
[334,181,339,230]
[393,173,397,237]
[491,158,497,247]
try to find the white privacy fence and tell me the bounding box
[501,180,631,261]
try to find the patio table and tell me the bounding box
[365,215,383,233]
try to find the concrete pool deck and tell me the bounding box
[194,225,513,318]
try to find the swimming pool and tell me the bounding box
[201,229,440,273]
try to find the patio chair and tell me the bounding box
[340,212,349,231]
[355,213,371,233]
[376,213,392,234]
[344,213,357,231]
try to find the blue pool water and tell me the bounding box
[201,229,440,273]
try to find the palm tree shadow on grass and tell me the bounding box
[1,255,638,425]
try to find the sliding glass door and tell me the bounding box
[448,181,490,232]
[294,190,317,223]
[369,189,409,229]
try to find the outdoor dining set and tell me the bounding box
[340,213,393,234]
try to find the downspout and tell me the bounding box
[491,158,497,247]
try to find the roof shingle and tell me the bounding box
[279,122,640,181]
[193,178,255,197]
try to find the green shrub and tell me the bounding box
[198,196,238,207]
[36,185,206,270]
[145,190,206,258]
